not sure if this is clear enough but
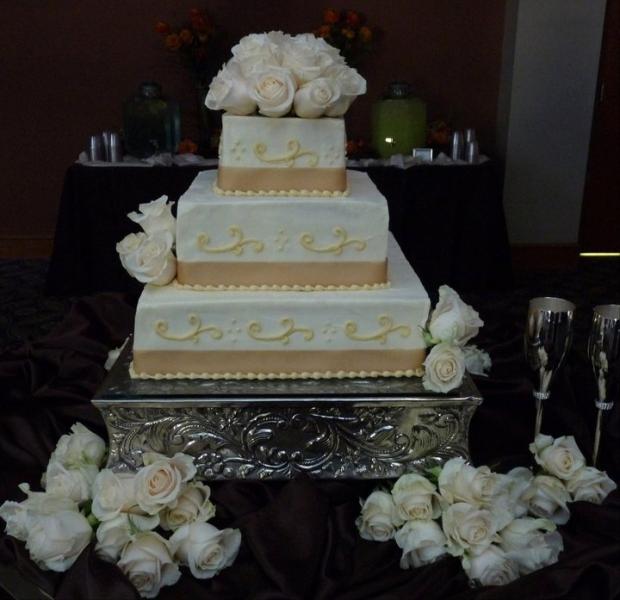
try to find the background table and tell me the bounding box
[46,163,512,297]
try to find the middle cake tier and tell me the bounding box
[175,170,389,289]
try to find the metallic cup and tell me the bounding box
[88,134,104,162]
[466,140,479,164]
[465,128,476,144]
[109,132,123,163]
[587,304,620,465]
[450,131,463,161]
[525,297,575,436]
[101,130,113,161]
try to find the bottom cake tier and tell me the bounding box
[132,234,430,379]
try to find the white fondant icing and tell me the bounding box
[176,170,388,264]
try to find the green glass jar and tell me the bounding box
[372,82,427,158]
[123,82,181,158]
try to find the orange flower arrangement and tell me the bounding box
[314,8,375,67]
[177,138,199,154]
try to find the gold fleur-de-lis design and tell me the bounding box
[155,314,223,344]
[197,225,264,255]
[253,139,319,168]
[247,318,314,345]
[300,226,367,255]
[344,315,411,345]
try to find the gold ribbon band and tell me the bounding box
[133,349,426,376]
[176,260,388,287]
[217,166,347,193]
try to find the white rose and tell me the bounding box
[282,33,343,85]
[422,342,466,393]
[323,65,367,117]
[394,520,448,569]
[442,502,499,556]
[95,512,160,563]
[505,467,534,518]
[91,469,142,522]
[523,475,571,525]
[230,32,285,76]
[170,522,241,580]
[25,509,93,572]
[391,474,442,521]
[135,452,197,515]
[206,62,256,115]
[117,230,176,286]
[160,481,215,531]
[566,466,617,504]
[463,345,492,376]
[355,490,402,542]
[529,434,586,480]
[50,422,106,469]
[105,337,129,370]
[462,544,519,587]
[428,285,484,346]
[118,532,181,599]
[41,460,98,504]
[0,484,77,542]
[499,517,563,574]
[249,67,296,118]
[293,77,341,118]
[128,196,176,239]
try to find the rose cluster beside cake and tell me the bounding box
[118,32,432,380]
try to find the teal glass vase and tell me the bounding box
[372,82,427,158]
[123,82,181,158]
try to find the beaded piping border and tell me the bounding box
[129,362,424,381]
[171,279,391,292]
[213,184,350,198]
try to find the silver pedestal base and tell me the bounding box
[93,345,482,480]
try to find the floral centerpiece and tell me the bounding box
[205,31,366,119]
[0,424,241,598]
[356,433,617,586]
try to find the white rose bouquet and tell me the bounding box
[205,31,366,118]
[0,423,241,599]
[116,196,178,286]
[356,433,616,587]
[421,285,489,393]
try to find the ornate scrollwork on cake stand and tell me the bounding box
[94,343,482,480]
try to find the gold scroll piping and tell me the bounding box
[155,314,223,344]
[197,225,264,256]
[253,140,319,168]
[300,226,367,255]
[247,318,314,346]
[344,315,412,345]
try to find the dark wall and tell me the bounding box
[1,0,506,242]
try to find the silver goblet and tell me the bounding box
[587,304,620,466]
[525,297,576,437]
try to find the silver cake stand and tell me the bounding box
[93,342,482,480]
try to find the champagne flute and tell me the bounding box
[587,304,620,466]
[525,297,575,437]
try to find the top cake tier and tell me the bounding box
[216,115,347,195]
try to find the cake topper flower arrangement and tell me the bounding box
[205,31,366,118]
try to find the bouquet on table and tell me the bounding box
[356,434,617,586]
[0,424,241,598]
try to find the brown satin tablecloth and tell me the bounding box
[1,294,619,600]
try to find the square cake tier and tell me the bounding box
[217,114,347,194]
[176,170,389,289]
[132,234,430,379]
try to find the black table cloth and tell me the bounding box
[46,163,512,298]
[1,293,618,600]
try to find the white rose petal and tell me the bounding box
[50,423,106,469]
[41,460,98,504]
[91,469,143,522]
[95,514,132,563]
[428,285,484,346]
[105,337,129,370]
[505,467,534,518]
[160,481,216,531]
[523,475,571,525]
[499,517,563,574]
[423,342,466,393]
[442,502,499,556]
[462,544,519,587]
[391,474,442,521]
[356,490,402,542]
[118,230,176,286]
[323,65,366,117]
[463,345,492,376]
[128,196,176,239]
[394,520,448,569]
[566,466,617,504]
[170,522,241,580]
[25,510,93,572]
[206,62,256,115]
[294,77,341,118]
[249,67,296,118]
[231,32,285,77]
[118,531,181,599]
[529,434,586,481]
